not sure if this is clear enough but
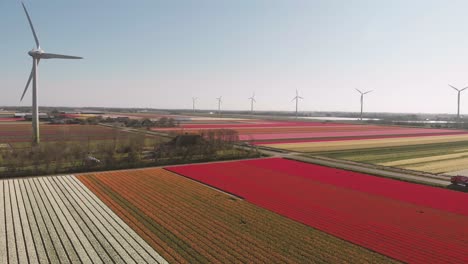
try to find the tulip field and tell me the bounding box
[0,175,167,264]
[265,133,468,152]
[0,124,129,144]
[167,158,468,264]
[317,140,468,174]
[77,168,397,263]
[0,124,163,148]
[152,120,468,145]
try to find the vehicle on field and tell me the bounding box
[450,176,468,187]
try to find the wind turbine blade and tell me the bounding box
[20,67,33,102]
[291,97,297,102]
[364,90,373,94]
[21,2,40,48]
[355,88,362,94]
[41,53,83,59]
[299,96,304,99]
[449,85,460,91]
[461,87,468,92]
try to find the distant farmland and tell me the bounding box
[317,141,468,174]
[264,133,468,152]
[0,124,162,147]
[153,121,468,143]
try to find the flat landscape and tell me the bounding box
[4,1,468,263]
[0,175,167,263]
[78,168,396,263]
[167,158,468,264]
[0,123,163,148]
[317,141,468,174]
[152,118,468,174]
[153,120,468,143]
[0,124,128,143]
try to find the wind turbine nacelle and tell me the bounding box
[28,49,44,57]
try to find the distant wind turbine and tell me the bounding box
[449,84,468,122]
[192,97,198,112]
[20,2,83,144]
[248,93,256,113]
[216,96,222,116]
[355,89,372,121]
[292,90,303,119]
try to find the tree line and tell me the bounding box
[0,129,260,178]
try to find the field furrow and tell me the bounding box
[28,178,72,263]
[67,176,168,264]
[10,180,30,263]
[0,181,6,264]
[78,168,398,263]
[0,176,167,264]
[167,158,468,263]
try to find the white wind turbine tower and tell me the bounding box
[355,89,372,121]
[20,2,83,144]
[248,93,256,113]
[449,84,468,122]
[216,96,222,116]
[192,97,198,112]
[292,90,303,119]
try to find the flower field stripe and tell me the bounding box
[93,170,288,263]
[252,131,468,145]
[5,181,17,263]
[0,181,5,264]
[11,180,33,263]
[82,174,212,264]
[66,176,168,264]
[78,169,398,263]
[77,176,188,264]
[59,176,147,264]
[78,180,185,264]
[21,179,60,263]
[238,129,468,141]
[166,158,468,263]
[244,158,468,216]
[266,133,468,152]
[48,176,115,264]
[0,176,168,264]
[14,180,42,264]
[28,178,75,263]
[39,177,96,263]
[55,176,139,264]
[83,171,322,262]
[35,177,87,263]
[18,179,58,264]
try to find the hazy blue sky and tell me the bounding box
[2,0,468,114]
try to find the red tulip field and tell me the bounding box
[78,168,397,263]
[167,158,468,264]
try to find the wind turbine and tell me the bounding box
[355,89,372,121]
[248,93,256,113]
[192,97,198,112]
[449,84,468,122]
[216,96,222,116]
[20,2,83,144]
[292,90,303,118]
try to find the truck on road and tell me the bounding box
[451,176,468,187]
